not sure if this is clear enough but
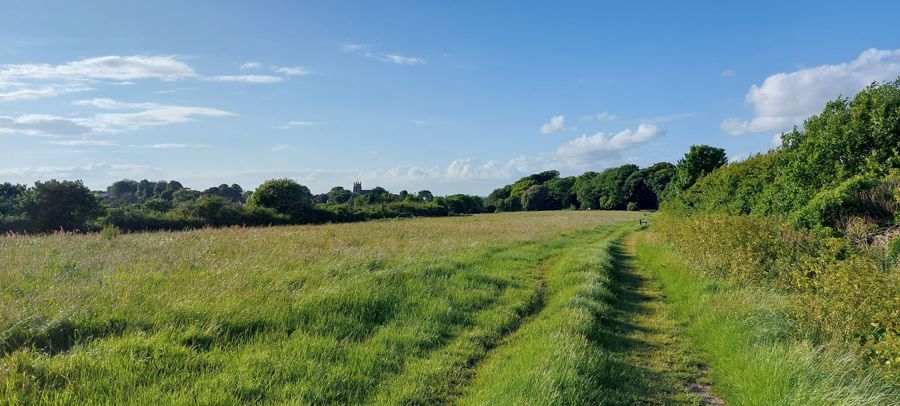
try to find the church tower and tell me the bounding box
[353,181,362,194]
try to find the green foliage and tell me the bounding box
[326,186,353,204]
[416,189,434,202]
[627,201,639,211]
[544,176,577,209]
[443,194,484,214]
[665,145,727,198]
[636,235,898,404]
[662,153,777,215]
[654,213,900,378]
[788,175,882,230]
[0,183,26,216]
[247,178,312,219]
[100,224,122,239]
[18,180,103,232]
[520,184,549,211]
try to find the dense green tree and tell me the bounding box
[484,185,512,212]
[19,180,103,232]
[669,145,727,193]
[521,184,550,211]
[443,194,484,214]
[327,187,353,204]
[247,179,312,219]
[107,179,139,199]
[0,183,26,216]
[143,198,174,212]
[417,190,434,202]
[545,177,577,209]
[172,189,201,204]
[202,184,244,203]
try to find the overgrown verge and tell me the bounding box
[652,213,900,379]
[456,225,636,404]
[635,230,898,404]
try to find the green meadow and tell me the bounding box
[2,211,649,404]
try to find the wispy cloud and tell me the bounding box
[0,84,92,102]
[0,162,153,180]
[721,69,736,77]
[341,43,426,65]
[580,112,617,121]
[271,144,292,152]
[277,120,319,129]
[204,75,283,83]
[0,55,196,82]
[239,62,261,70]
[140,143,209,149]
[47,139,119,147]
[1,99,234,136]
[273,66,311,76]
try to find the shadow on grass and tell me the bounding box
[587,240,695,405]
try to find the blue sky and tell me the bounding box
[2,0,899,195]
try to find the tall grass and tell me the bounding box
[459,226,634,404]
[635,233,899,405]
[0,211,640,404]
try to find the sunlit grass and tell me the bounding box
[635,232,899,405]
[0,211,639,404]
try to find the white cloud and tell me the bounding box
[204,75,283,83]
[271,144,292,152]
[381,54,426,65]
[141,143,209,149]
[47,139,119,147]
[0,114,92,136]
[0,163,154,183]
[1,99,234,136]
[77,107,234,133]
[273,66,311,76]
[0,55,196,82]
[540,115,566,134]
[74,98,160,109]
[581,112,617,121]
[721,69,736,77]
[240,62,262,70]
[342,43,426,65]
[0,84,91,102]
[722,48,900,135]
[556,124,665,167]
[278,120,319,129]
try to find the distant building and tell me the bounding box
[352,181,372,195]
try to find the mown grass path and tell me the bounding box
[595,233,722,405]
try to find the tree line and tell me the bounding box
[0,141,729,235]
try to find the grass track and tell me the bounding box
[459,226,709,405]
[0,211,642,404]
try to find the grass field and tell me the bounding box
[5,211,896,405]
[0,211,642,404]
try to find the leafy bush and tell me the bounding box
[626,202,638,211]
[100,224,122,239]
[654,213,900,377]
[247,178,312,219]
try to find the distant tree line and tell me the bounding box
[0,176,483,234]
[0,144,731,235]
